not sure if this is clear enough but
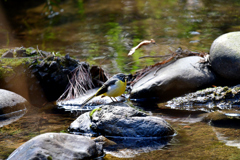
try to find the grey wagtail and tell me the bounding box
[81,73,127,108]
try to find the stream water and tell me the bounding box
[1,0,240,159]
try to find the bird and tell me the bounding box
[80,73,127,108]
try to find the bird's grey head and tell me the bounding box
[114,73,126,82]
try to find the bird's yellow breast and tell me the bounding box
[104,80,126,97]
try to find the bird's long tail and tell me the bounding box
[80,94,96,108]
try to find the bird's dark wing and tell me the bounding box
[95,78,118,96]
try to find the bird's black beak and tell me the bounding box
[125,74,132,82]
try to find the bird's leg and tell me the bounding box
[110,97,115,102]
[113,97,118,102]
[121,94,126,98]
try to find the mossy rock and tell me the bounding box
[89,108,101,119]
[0,47,79,106]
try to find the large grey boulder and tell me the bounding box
[0,89,29,127]
[7,133,103,160]
[210,32,240,81]
[0,89,28,111]
[69,103,175,137]
[130,56,216,102]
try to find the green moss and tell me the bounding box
[47,156,53,160]
[25,48,34,55]
[60,130,68,133]
[1,58,30,66]
[0,58,31,79]
[230,153,240,160]
[0,147,15,160]
[222,86,229,92]
[54,52,63,57]
[234,86,240,91]
[89,108,101,119]
[0,49,9,56]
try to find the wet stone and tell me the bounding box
[38,71,48,79]
[30,50,37,56]
[53,74,62,82]
[2,50,14,58]
[49,61,58,71]
[39,61,46,68]
[62,68,70,74]
[7,133,103,160]
[65,53,70,60]
[69,103,175,137]
[0,89,29,127]
[40,50,51,57]
[210,31,240,81]
[16,49,27,57]
[130,56,216,103]
[167,85,240,111]
[31,68,38,74]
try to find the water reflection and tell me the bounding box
[1,0,240,73]
[0,108,27,127]
[211,117,240,150]
[104,136,173,158]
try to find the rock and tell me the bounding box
[166,85,240,111]
[65,53,70,60]
[7,133,103,160]
[28,55,80,102]
[130,56,216,103]
[2,50,14,58]
[69,112,97,136]
[62,68,70,74]
[49,61,59,71]
[0,89,29,113]
[210,32,240,81]
[93,135,117,147]
[40,50,51,57]
[0,89,29,127]
[203,111,240,128]
[0,47,107,107]
[30,50,37,56]
[204,111,228,122]
[69,103,175,137]
[16,49,27,57]
[38,71,48,79]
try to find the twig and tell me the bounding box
[128,39,155,56]
[130,47,209,86]
[57,62,95,101]
[139,55,171,59]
